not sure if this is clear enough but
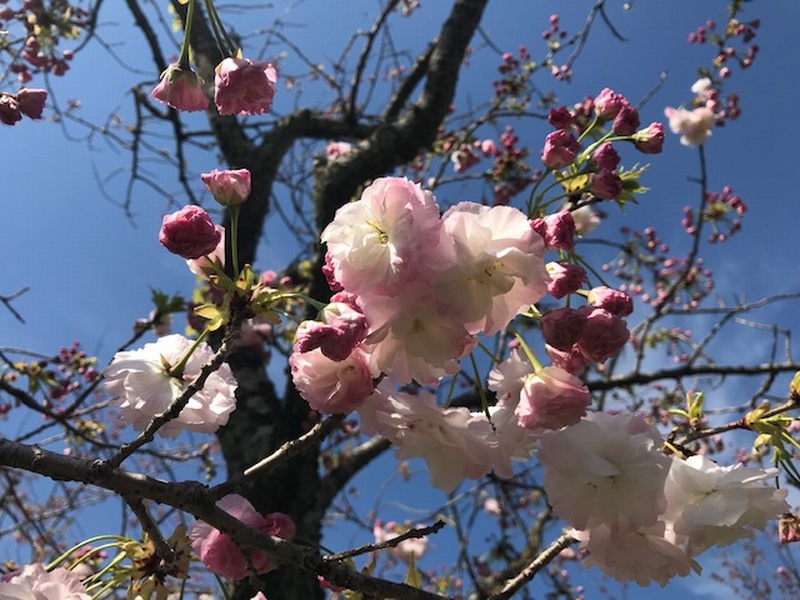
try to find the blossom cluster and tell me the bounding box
[0,88,47,125]
[538,412,789,586]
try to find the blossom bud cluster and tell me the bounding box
[537,412,788,586]
[0,88,47,125]
[151,56,277,116]
[541,88,664,202]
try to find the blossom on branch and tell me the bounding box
[214,57,277,116]
[159,205,222,260]
[201,168,251,206]
[102,334,237,438]
[0,563,90,599]
[151,63,209,112]
[190,494,295,580]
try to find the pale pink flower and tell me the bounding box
[16,88,47,119]
[480,139,498,156]
[325,141,352,160]
[361,288,473,385]
[0,563,91,599]
[691,77,714,100]
[571,522,700,587]
[515,366,589,430]
[663,455,789,556]
[159,205,222,260]
[434,203,549,335]
[373,520,429,562]
[450,143,480,173]
[151,63,208,112]
[359,383,491,492]
[538,412,671,530]
[214,57,277,116]
[290,347,373,414]
[190,494,294,581]
[487,348,534,405]
[251,594,268,600]
[320,177,442,296]
[102,334,237,437]
[664,106,715,146]
[545,343,591,375]
[201,168,251,206]
[569,203,601,236]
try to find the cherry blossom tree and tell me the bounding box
[1,1,799,599]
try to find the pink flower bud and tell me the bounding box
[575,307,630,363]
[541,307,586,352]
[159,205,222,259]
[594,87,629,119]
[151,63,209,112]
[590,169,623,200]
[531,209,576,250]
[612,104,640,136]
[541,130,580,169]
[0,95,22,125]
[201,168,251,206]
[515,366,590,430]
[15,88,47,119]
[588,286,633,316]
[214,57,277,116]
[591,142,620,171]
[294,302,367,361]
[546,262,587,299]
[633,122,665,154]
[548,106,573,130]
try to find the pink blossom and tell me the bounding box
[479,139,498,156]
[321,177,442,296]
[325,141,353,160]
[290,347,373,414]
[294,302,368,361]
[663,455,789,556]
[434,203,549,335]
[546,262,587,299]
[633,122,665,154]
[487,348,534,405]
[0,95,22,125]
[538,412,671,530]
[546,344,591,374]
[530,209,575,251]
[590,169,623,200]
[450,143,480,173]
[548,106,573,129]
[588,286,633,316]
[591,142,620,171]
[780,513,800,544]
[571,522,699,587]
[594,87,629,120]
[575,307,630,363]
[159,205,222,260]
[102,334,237,437]
[664,106,715,146]
[515,366,589,430]
[214,57,277,116]
[15,88,47,119]
[612,104,640,136]
[151,63,209,112]
[190,494,295,580]
[201,168,251,206]
[373,520,429,562]
[0,563,91,599]
[541,129,580,169]
[541,307,586,352]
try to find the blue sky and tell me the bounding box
[2,1,800,597]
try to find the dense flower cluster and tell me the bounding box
[0,563,91,599]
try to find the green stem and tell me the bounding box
[169,328,210,379]
[513,331,542,372]
[229,205,240,277]
[177,0,196,68]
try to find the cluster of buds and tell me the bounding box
[0,88,47,125]
[541,14,571,80]
[538,88,664,204]
[493,45,532,102]
[489,127,537,206]
[682,185,747,243]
